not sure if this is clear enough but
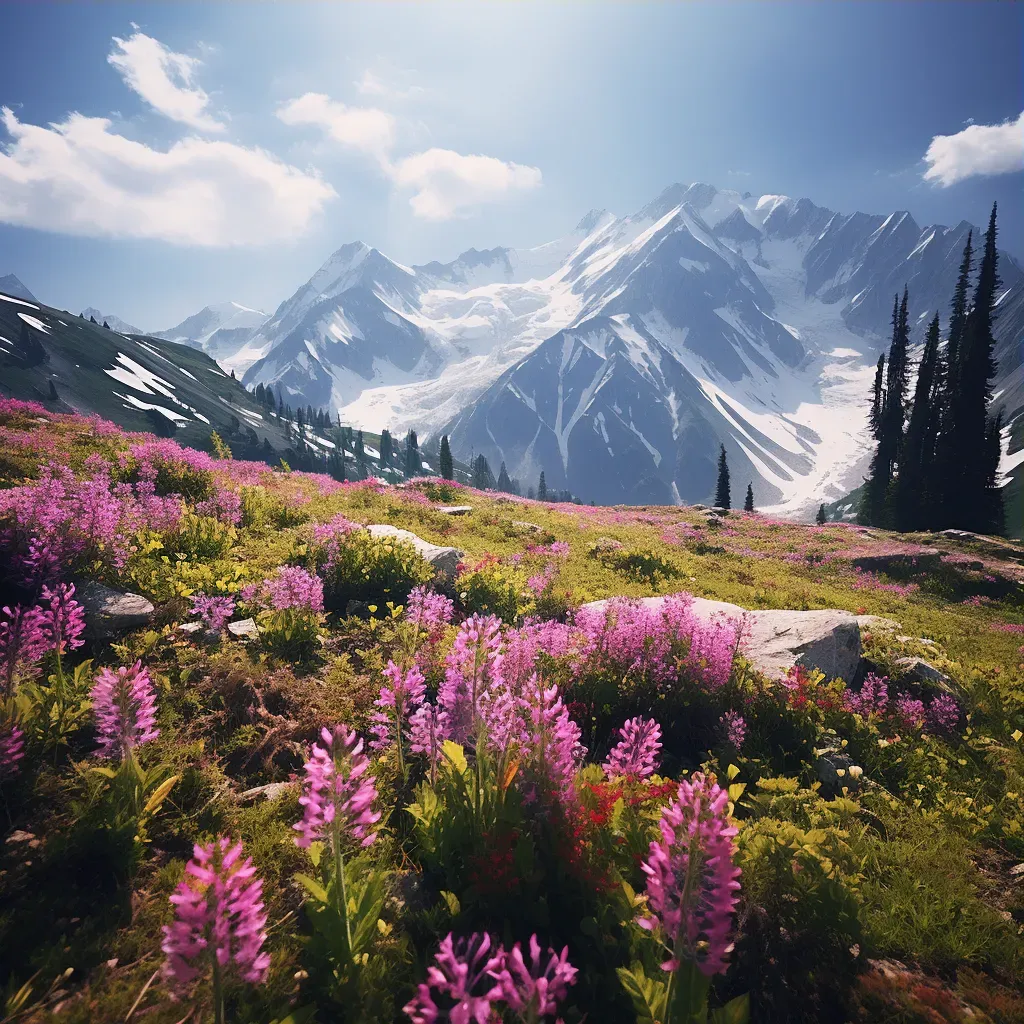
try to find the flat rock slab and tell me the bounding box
[227,617,259,640]
[436,505,473,515]
[510,520,543,534]
[581,593,861,683]
[367,524,463,583]
[76,580,155,638]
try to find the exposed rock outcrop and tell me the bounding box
[76,580,155,638]
[366,524,464,583]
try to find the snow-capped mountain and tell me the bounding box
[80,307,143,335]
[152,301,269,366]
[0,274,36,303]
[240,182,1023,516]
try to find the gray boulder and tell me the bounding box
[75,580,155,638]
[366,524,464,583]
[510,520,543,534]
[581,593,861,682]
[815,748,862,796]
[894,656,966,700]
[227,617,259,640]
[436,505,473,515]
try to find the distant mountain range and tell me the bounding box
[5,182,1022,526]
[0,274,37,303]
[80,308,143,336]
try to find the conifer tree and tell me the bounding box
[380,429,393,469]
[472,454,494,490]
[497,461,512,492]
[869,353,885,436]
[355,430,366,477]
[744,483,754,513]
[816,503,827,525]
[438,435,453,480]
[714,445,730,509]
[537,471,547,501]
[405,430,420,478]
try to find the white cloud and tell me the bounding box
[108,30,225,133]
[0,107,336,246]
[922,111,1024,187]
[276,92,395,162]
[355,70,425,101]
[390,148,542,220]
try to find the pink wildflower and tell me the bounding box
[638,773,741,977]
[40,582,86,656]
[895,695,926,730]
[294,725,380,851]
[438,614,504,743]
[90,661,160,759]
[264,565,324,613]
[403,932,505,1024]
[925,694,960,735]
[407,703,451,777]
[518,676,584,807]
[161,837,270,995]
[405,586,454,634]
[0,603,48,699]
[496,935,577,1018]
[0,720,25,779]
[844,673,889,717]
[190,593,236,634]
[604,717,662,779]
[719,710,746,751]
[369,660,427,764]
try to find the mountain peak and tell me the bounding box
[0,274,37,303]
[575,208,612,233]
[80,307,143,334]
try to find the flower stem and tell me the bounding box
[212,950,224,1024]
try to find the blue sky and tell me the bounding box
[0,1,1021,329]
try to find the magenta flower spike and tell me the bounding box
[604,716,663,779]
[405,586,455,635]
[518,676,584,807]
[0,720,25,780]
[39,582,87,658]
[90,661,160,759]
[264,565,324,613]
[718,711,747,751]
[496,934,578,1018]
[438,614,504,743]
[407,703,451,782]
[638,773,742,978]
[0,603,48,700]
[403,932,506,1024]
[190,593,236,634]
[293,724,381,852]
[161,837,270,1006]
[925,693,960,734]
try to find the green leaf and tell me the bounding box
[269,1008,317,1024]
[294,872,330,904]
[710,993,750,1024]
[143,775,179,814]
[615,963,667,1024]
[90,766,117,779]
[441,740,468,776]
[440,890,461,916]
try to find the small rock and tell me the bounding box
[227,617,259,640]
[75,580,155,638]
[816,748,861,796]
[894,656,967,700]
[510,520,543,534]
[238,782,296,805]
[366,524,464,583]
[178,621,202,635]
[5,830,35,845]
[436,505,473,515]
[1009,863,1024,877]
[896,634,937,647]
[856,615,901,633]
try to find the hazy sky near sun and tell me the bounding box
[0,1,1021,329]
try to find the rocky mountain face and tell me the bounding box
[80,308,143,335]
[0,274,36,303]
[152,301,269,365]
[228,182,1021,516]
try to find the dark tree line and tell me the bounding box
[859,203,1004,535]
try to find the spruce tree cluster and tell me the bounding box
[858,203,1004,535]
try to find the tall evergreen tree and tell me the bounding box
[355,430,366,477]
[744,483,754,513]
[983,410,1004,536]
[816,503,827,525]
[714,445,730,509]
[380,429,393,469]
[537,471,547,501]
[869,353,885,436]
[893,312,941,530]
[496,461,512,492]
[472,454,494,490]
[405,430,420,478]
[438,435,454,480]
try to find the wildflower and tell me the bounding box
[0,719,25,779]
[161,837,270,998]
[844,673,889,717]
[719,710,746,751]
[527,563,556,597]
[895,695,926,730]
[438,614,504,743]
[925,694,960,734]
[0,604,48,699]
[403,932,505,1024]
[518,676,584,806]
[369,660,427,774]
[495,935,577,1018]
[294,725,380,851]
[407,703,451,782]
[405,586,455,634]
[91,661,160,759]
[638,773,741,977]
[604,717,663,779]
[40,582,86,656]
[190,593,236,634]
[264,565,324,613]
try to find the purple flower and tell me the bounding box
[604,717,662,779]
[294,725,380,852]
[438,614,504,743]
[844,673,889,717]
[895,695,926,731]
[40,582,86,657]
[369,660,428,769]
[403,932,505,1024]
[405,586,455,634]
[495,935,577,1018]
[527,563,556,597]
[161,836,270,995]
[518,676,584,807]
[190,593,236,634]
[638,773,742,977]
[0,604,48,699]
[264,565,324,613]
[90,661,160,759]
[407,703,451,778]
[0,720,25,779]
[719,711,746,751]
[925,694,960,735]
